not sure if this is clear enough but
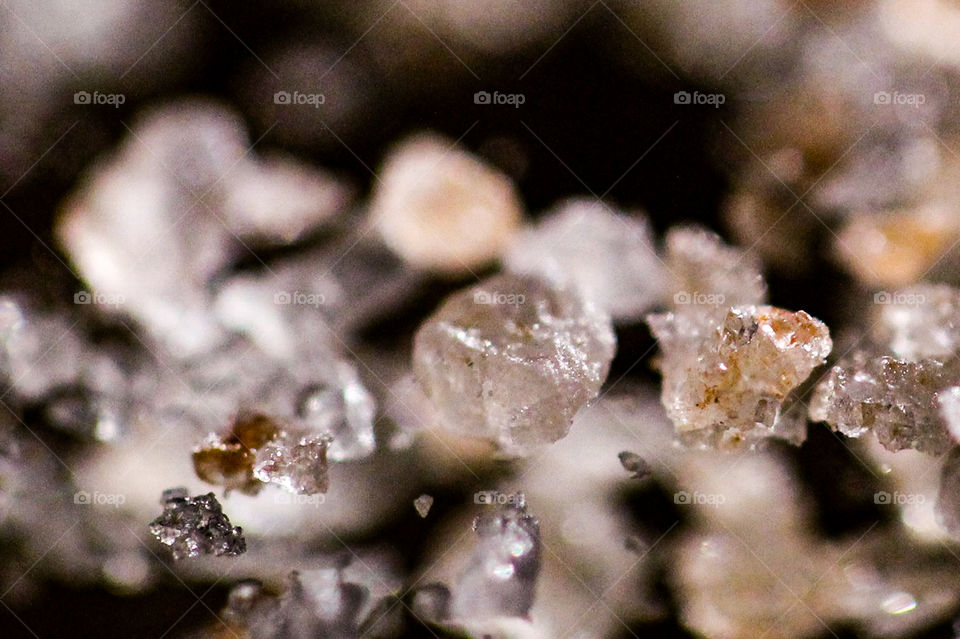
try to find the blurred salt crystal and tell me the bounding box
[451,501,541,620]
[370,132,523,274]
[504,199,665,320]
[57,100,351,357]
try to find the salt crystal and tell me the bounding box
[370,132,523,273]
[413,274,615,454]
[148,489,245,560]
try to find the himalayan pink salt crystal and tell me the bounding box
[648,305,832,449]
[413,274,615,455]
[370,132,523,273]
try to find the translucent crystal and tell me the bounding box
[295,362,376,462]
[252,432,332,495]
[148,489,245,560]
[413,274,615,454]
[810,284,960,455]
[56,100,350,357]
[664,226,767,313]
[222,565,395,639]
[872,283,960,361]
[810,354,958,455]
[370,132,523,273]
[413,494,434,518]
[938,386,960,443]
[937,448,960,539]
[648,305,832,449]
[451,501,541,620]
[617,451,651,480]
[503,199,665,320]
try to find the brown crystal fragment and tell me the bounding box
[193,412,281,494]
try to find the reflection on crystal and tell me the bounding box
[451,500,541,620]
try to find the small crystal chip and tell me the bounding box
[648,305,832,449]
[149,489,246,560]
[252,432,332,495]
[618,451,651,480]
[414,494,434,518]
[451,500,541,620]
[413,273,615,455]
[193,413,281,495]
[295,363,376,462]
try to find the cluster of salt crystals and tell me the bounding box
[222,565,404,639]
[503,198,665,320]
[56,99,351,358]
[370,132,523,274]
[412,273,615,455]
[810,283,960,455]
[0,296,127,441]
[647,227,831,449]
[148,488,246,560]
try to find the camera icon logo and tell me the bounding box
[74,291,91,304]
[874,491,891,504]
[673,291,691,305]
[474,490,494,504]
[674,91,691,105]
[674,490,691,504]
[74,490,91,504]
[874,91,891,105]
[474,291,491,305]
[74,91,91,105]
[274,291,292,304]
[474,91,491,105]
[274,91,292,105]
[873,291,892,305]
